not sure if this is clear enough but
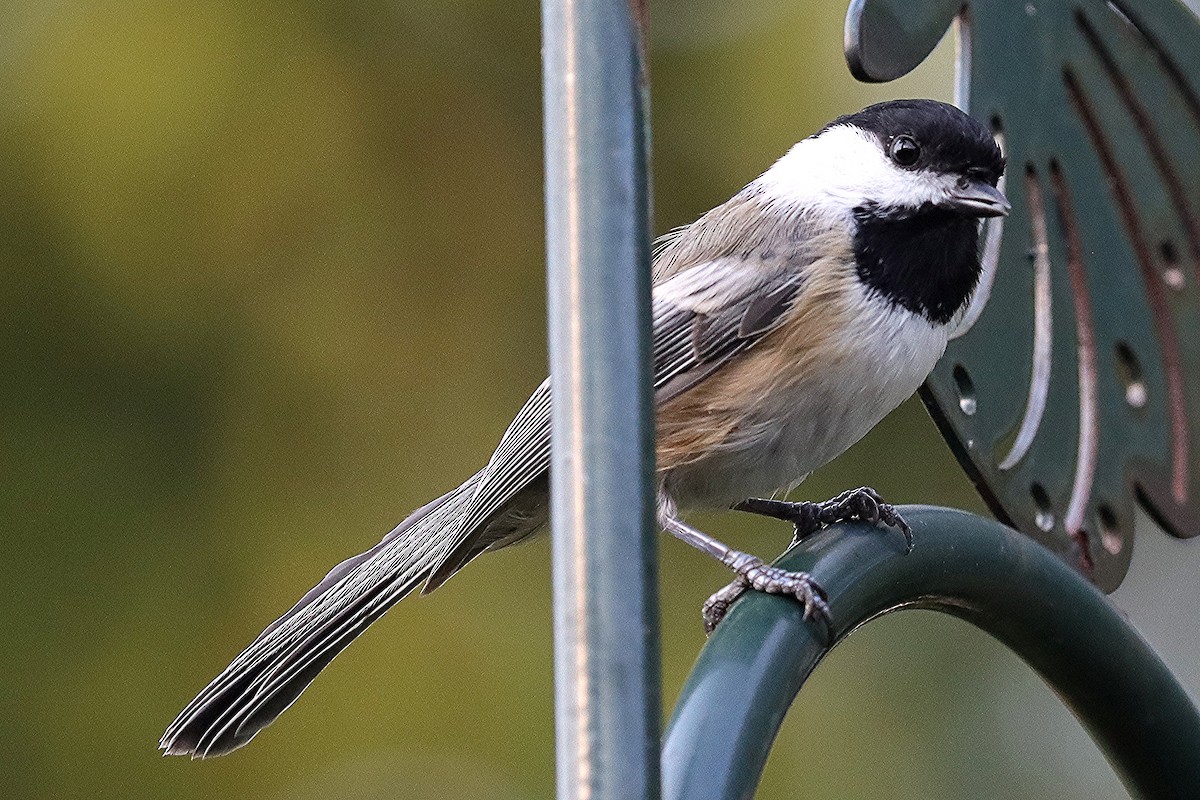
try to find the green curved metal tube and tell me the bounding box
[662,506,1200,800]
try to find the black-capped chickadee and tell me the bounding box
[162,99,1008,758]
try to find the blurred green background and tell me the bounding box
[6,1,1191,797]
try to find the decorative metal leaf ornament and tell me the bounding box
[846,0,1200,591]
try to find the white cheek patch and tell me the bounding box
[756,124,956,220]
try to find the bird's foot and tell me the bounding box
[702,553,830,635]
[735,486,913,552]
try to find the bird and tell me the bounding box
[161,98,1008,758]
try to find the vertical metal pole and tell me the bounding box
[542,1,659,799]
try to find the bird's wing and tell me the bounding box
[651,256,808,403]
[422,258,807,589]
[160,258,810,757]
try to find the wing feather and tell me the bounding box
[425,259,808,587]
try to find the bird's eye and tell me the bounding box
[889,135,921,167]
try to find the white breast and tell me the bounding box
[665,289,948,510]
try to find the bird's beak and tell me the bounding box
[940,179,1010,218]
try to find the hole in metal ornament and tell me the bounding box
[953,364,976,415]
[1161,240,1185,290]
[1097,503,1122,555]
[1115,342,1148,409]
[1031,482,1055,532]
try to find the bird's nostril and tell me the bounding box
[956,175,971,190]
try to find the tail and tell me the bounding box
[160,473,481,758]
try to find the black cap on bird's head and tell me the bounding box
[800,99,1009,220]
[829,100,1005,183]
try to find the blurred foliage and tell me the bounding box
[0,1,1137,798]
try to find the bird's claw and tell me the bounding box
[701,576,749,634]
[702,557,831,636]
[734,487,912,553]
[706,487,910,636]
[798,486,913,553]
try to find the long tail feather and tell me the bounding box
[160,474,481,758]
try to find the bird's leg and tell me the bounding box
[695,487,912,633]
[657,495,830,635]
[734,486,913,552]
